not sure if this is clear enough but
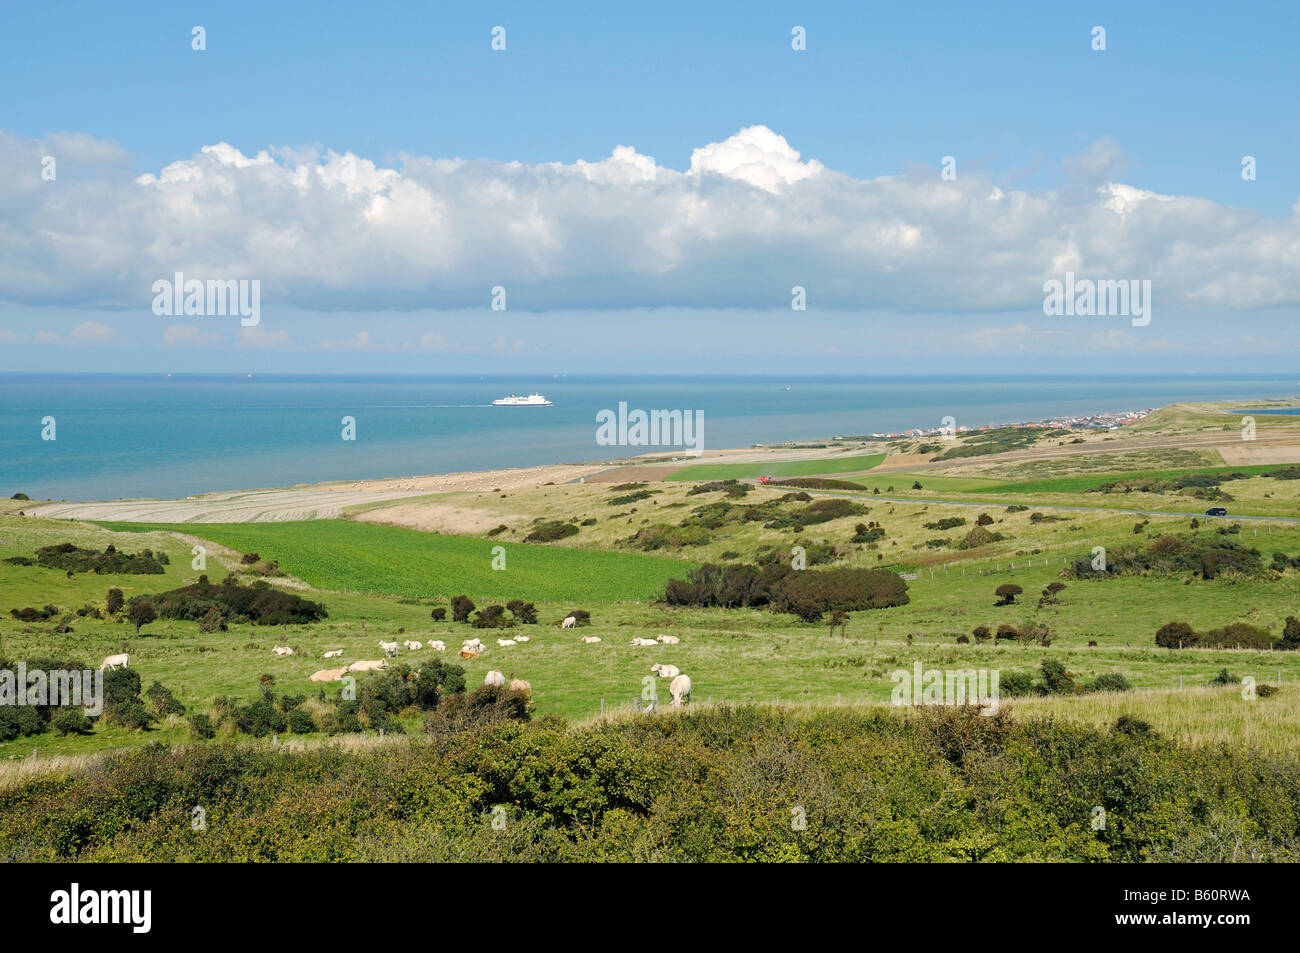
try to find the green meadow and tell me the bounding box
[96,519,695,603]
[664,451,885,481]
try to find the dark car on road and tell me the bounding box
[1205,507,1228,517]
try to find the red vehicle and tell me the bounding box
[757,476,772,484]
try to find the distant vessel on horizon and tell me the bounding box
[492,393,552,406]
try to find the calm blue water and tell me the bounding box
[2,374,1296,501]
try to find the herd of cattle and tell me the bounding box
[291,628,693,707]
[94,623,694,710]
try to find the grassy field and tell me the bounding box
[664,451,886,481]
[95,519,695,603]
[3,406,1300,769]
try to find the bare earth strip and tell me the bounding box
[24,463,604,524]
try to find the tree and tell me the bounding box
[971,625,991,643]
[1279,616,1300,651]
[106,587,124,614]
[994,584,1022,606]
[1038,581,1066,607]
[128,601,156,634]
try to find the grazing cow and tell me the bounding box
[378,640,399,658]
[346,659,388,672]
[272,646,295,657]
[514,635,530,642]
[631,637,657,647]
[309,667,349,682]
[403,640,423,650]
[581,635,602,643]
[656,635,680,645]
[651,663,680,679]
[428,640,446,651]
[485,670,506,688]
[509,679,531,696]
[98,653,129,671]
[561,616,577,629]
[669,674,692,707]
[497,638,516,647]
[462,638,485,651]
[323,649,344,659]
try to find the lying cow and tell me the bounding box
[309,666,349,682]
[272,646,295,657]
[651,663,681,679]
[346,659,388,672]
[322,649,344,659]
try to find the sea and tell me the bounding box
[1,373,1296,502]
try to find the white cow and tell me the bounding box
[272,646,295,657]
[403,640,423,650]
[657,635,680,645]
[669,674,692,707]
[462,638,485,651]
[428,640,446,651]
[631,637,657,647]
[497,638,517,647]
[561,616,577,629]
[514,634,530,642]
[485,670,506,688]
[509,678,531,695]
[651,663,681,679]
[98,653,129,671]
[378,640,399,658]
[581,636,602,644]
[323,649,344,659]
[346,659,387,672]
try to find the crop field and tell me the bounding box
[95,519,696,603]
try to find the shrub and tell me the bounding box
[1155,621,1195,649]
[923,517,966,531]
[431,607,447,622]
[451,595,476,623]
[130,576,326,626]
[1210,669,1240,686]
[994,584,1022,606]
[1086,673,1132,693]
[1038,659,1076,696]
[52,708,94,736]
[768,567,909,622]
[1114,714,1157,737]
[525,521,580,542]
[999,671,1036,696]
[144,681,186,717]
[471,605,515,629]
[106,588,124,614]
[127,602,156,634]
[288,709,316,734]
[26,542,165,575]
[956,525,1004,550]
[198,605,226,633]
[995,624,1018,640]
[976,513,994,526]
[0,705,46,741]
[506,600,539,624]
[188,713,216,739]
[971,625,991,643]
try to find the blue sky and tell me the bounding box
[1,0,1297,373]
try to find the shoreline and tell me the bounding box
[12,398,1300,520]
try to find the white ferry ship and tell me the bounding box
[492,393,552,406]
